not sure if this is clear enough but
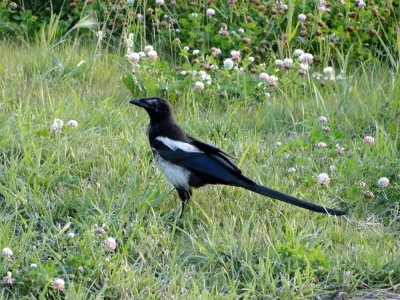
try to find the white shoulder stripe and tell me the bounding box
[156,136,202,153]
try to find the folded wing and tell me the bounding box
[151,138,246,185]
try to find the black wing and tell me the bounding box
[188,136,242,174]
[151,138,245,185]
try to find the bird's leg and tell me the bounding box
[176,188,192,218]
[179,202,186,218]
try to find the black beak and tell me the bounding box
[129,98,148,108]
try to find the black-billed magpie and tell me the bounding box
[130,97,345,217]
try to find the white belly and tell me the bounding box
[155,155,190,188]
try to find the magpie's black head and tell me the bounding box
[129,97,173,121]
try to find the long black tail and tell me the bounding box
[240,181,345,216]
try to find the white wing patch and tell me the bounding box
[155,136,202,153]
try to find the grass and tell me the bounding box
[0,41,399,299]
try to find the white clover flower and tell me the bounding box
[104,237,117,250]
[67,120,78,127]
[299,53,314,64]
[275,142,282,147]
[329,33,340,43]
[317,173,331,185]
[356,0,366,8]
[30,263,38,268]
[297,68,307,76]
[335,144,345,156]
[194,81,205,91]
[322,126,330,132]
[259,72,270,82]
[180,71,187,76]
[318,1,330,12]
[323,66,334,74]
[275,59,284,67]
[363,135,375,146]
[359,181,366,188]
[364,191,375,199]
[136,13,144,21]
[280,4,288,10]
[2,272,15,285]
[67,232,75,238]
[223,58,234,70]
[298,14,307,21]
[50,123,61,134]
[50,119,64,134]
[53,119,64,128]
[219,28,229,36]
[210,47,221,56]
[318,116,328,123]
[191,13,198,17]
[175,28,180,33]
[192,49,200,55]
[52,278,65,291]
[138,51,146,58]
[238,28,245,34]
[206,8,215,17]
[148,50,158,60]
[267,75,279,87]
[317,142,327,148]
[78,266,84,273]
[230,50,241,60]
[329,165,336,172]
[94,226,106,235]
[293,49,305,57]
[2,247,13,258]
[155,0,164,5]
[283,58,294,69]
[247,56,255,62]
[144,45,154,54]
[199,71,212,85]
[127,52,140,63]
[377,177,389,187]
[298,63,310,76]
[287,167,296,173]
[183,46,189,51]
